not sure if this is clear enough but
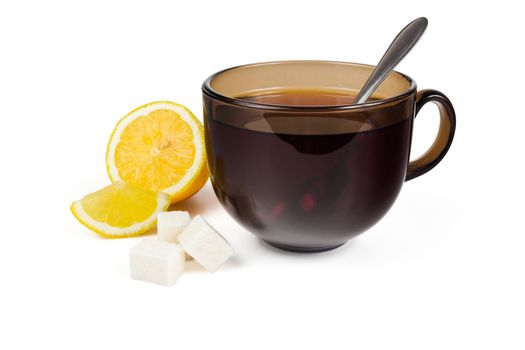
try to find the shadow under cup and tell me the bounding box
[202,61,455,252]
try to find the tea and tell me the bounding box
[238,87,360,106]
[204,87,413,251]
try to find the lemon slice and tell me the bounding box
[70,182,170,238]
[106,101,208,203]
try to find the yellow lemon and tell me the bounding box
[70,182,170,238]
[106,101,208,203]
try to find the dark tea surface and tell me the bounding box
[237,88,361,107]
[238,88,378,136]
[205,88,413,251]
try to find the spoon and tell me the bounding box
[353,17,428,105]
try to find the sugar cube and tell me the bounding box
[178,215,233,272]
[130,239,185,286]
[157,211,191,243]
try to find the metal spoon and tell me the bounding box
[353,17,428,105]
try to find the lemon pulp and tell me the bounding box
[106,101,208,203]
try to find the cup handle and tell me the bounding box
[405,89,456,181]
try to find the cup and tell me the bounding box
[202,61,455,252]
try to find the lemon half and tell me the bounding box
[70,182,170,238]
[106,101,208,203]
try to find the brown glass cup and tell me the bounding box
[202,61,455,252]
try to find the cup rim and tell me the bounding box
[202,60,417,111]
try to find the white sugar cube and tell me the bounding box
[130,239,185,286]
[178,215,233,272]
[157,211,191,243]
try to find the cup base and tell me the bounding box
[263,240,347,253]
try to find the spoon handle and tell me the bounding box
[353,17,428,105]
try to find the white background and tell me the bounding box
[1,0,523,349]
